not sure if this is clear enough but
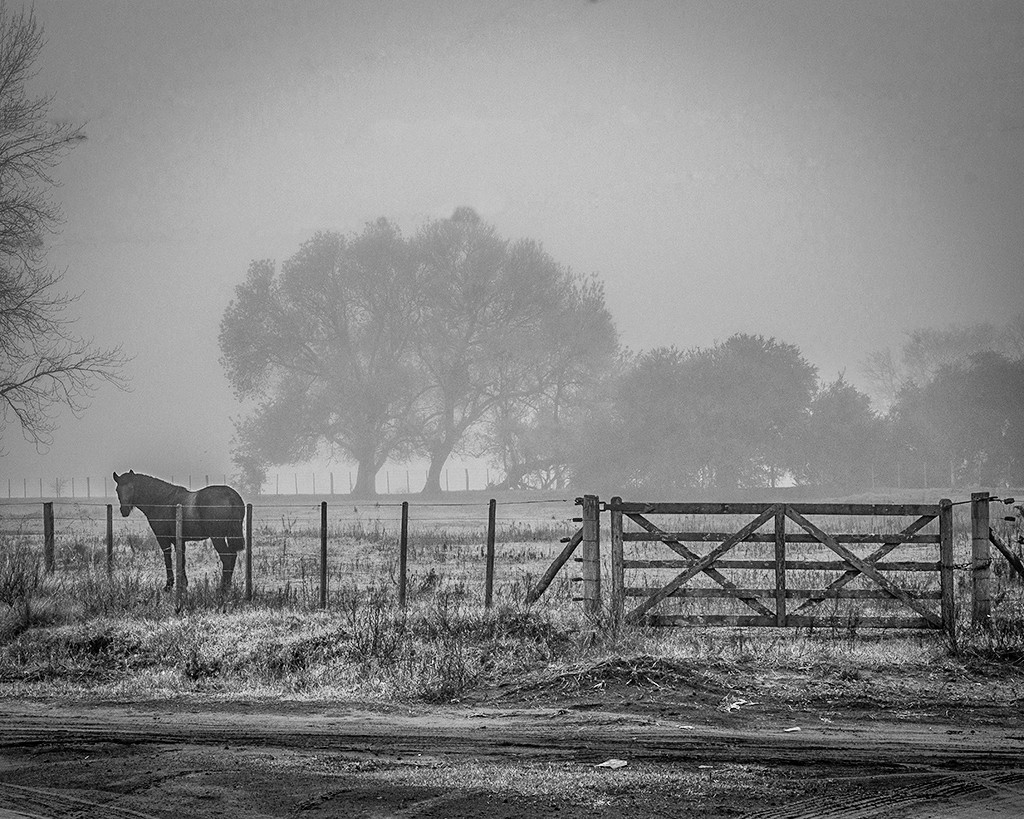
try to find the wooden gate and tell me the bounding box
[608,498,954,634]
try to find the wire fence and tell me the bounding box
[3,490,1019,619]
[0,457,1001,501]
[0,496,582,610]
[1,466,510,501]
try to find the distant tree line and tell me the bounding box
[220,211,1023,496]
[870,321,1024,489]
[576,325,1023,493]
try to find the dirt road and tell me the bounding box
[1,699,1023,818]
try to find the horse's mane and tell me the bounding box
[130,473,189,506]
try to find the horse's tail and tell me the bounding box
[228,489,246,552]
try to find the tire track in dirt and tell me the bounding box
[1,712,1021,770]
[2,704,1023,818]
[0,782,162,819]
[740,768,1024,818]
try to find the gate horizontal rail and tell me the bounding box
[623,587,943,600]
[649,615,938,629]
[623,532,941,544]
[612,501,942,516]
[624,559,939,571]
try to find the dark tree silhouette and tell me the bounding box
[411,208,616,494]
[219,221,420,496]
[571,335,817,492]
[891,352,1024,486]
[0,7,126,449]
[792,375,882,489]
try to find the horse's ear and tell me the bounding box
[113,471,120,482]
[129,469,135,475]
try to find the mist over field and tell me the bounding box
[1,1,1022,497]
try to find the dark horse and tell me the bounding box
[113,470,245,591]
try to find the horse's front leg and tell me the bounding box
[159,536,187,591]
[158,538,174,591]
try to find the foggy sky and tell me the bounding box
[3,0,1022,486]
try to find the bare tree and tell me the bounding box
[0,7,127,449]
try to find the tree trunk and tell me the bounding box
[352,457,379,498]
[421,443,454,496]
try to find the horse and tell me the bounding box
[112,470,246,592]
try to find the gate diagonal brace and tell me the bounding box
[627,504,782,623]
[989,528,1024,582]
[785,507,942,627]
[790,512,938,616]
[625,513,776,619]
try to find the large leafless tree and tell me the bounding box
[0,6,126,450]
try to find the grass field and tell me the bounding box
[0,488,1022,703]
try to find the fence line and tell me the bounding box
[1,496,580,611]
[2,457,991,501]
[2,467,512,501]
[4,493,1021,627]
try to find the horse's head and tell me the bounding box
[112,470,136,517]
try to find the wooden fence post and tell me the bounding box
[245,503,253,602]
[939,498,955,640]
[971,491,991,629]
[106,504,114,576]
[609,497,624,626]
[398,501,409,608]
[319,501,328,609]
[175,504,186,611]
[580,495,601,618]
[43,502,54,574]
[484,498,496,609]
[774,506,786,627]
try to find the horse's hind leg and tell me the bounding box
[212,537,238,590]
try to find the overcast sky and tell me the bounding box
[2,0,1022,491]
